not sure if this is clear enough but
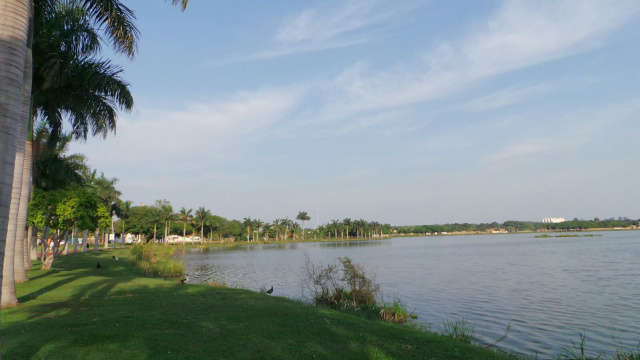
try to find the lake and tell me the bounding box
[174,231,640,358]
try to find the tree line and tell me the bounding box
[395,218,639,235]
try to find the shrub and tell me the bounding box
[304,256,380,311]
[131,243,185,278]
[379,297,413,324]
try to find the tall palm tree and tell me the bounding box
[296,211,311,239]
[272,219,281,241]
[32,126,88,192]
[343,218,352,239]
[178,207,192,244]
[86,172,121,248]
[0,0,32,313]
[262,223,272,241]
[242,217,252,242]
[195,207,210,242]
[32,1,134,141]
[253,219,264,242]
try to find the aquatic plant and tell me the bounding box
[442,318,476,343]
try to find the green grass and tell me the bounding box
[1,249,517,360]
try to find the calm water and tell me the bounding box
[175,231,640,358]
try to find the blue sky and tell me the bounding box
[69,0,640,226]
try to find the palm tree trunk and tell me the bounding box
[94,229,99,251]
[0,0,30,310]
[121,221,125,248]
[2,25,31,306]
[24,225,32,270]
[14,138,32,283]
[29,226,37,261]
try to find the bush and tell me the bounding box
[131,243,185,277]
[304,256,380,311]
[379,297,413,324]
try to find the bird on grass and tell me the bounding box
[178,274,189,284]
[96,262,101,269]
[112,256,119,261]
[266,286,273,295]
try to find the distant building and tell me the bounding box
[542,217,565,223]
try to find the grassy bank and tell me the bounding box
[1,248,516,360]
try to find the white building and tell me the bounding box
[542,217,565,223]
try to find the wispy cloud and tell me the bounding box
[461,83,559,112]
[74,87,304,168]
[252,0,422,59]
[304,0,639,128]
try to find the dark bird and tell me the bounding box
[96,262,101,269]
[179,274,189,284]
[112,256,119,261]
[266,286,273,294]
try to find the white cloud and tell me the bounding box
[461,83,558,112]
[71,87,303,169]
[307,0,639,127]
[254,0,422,58]
[480,140,566,164]
[462,1,638,76]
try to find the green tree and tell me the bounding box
[342,218,352,239]
[154,200,173,245]
[178,207,193,244]
[88,172,121,249]
[243,217,253,242]
[195,207,210,242]
[296,211,311,239]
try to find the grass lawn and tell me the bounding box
[1,248,517,359]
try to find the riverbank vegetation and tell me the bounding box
[130,243,185,277]
[1,248,519,360]
[303,256,414,324]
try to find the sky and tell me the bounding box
[68,0,640,226]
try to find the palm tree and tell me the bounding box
[242,217,253,242]
[253,219,264,242]
[154,200,173,245]
[178,207,193,244]
[0,0,32,310]
[88,172,121,248]
[272,219,281,241]
[32,126,88,191]
[119,200,132,247]
[195,207,210,242]
[262,223,272,241]
[296,211,311,239]
[331,219,340,239]
[32,1,134,142]
[343,218,352,239]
